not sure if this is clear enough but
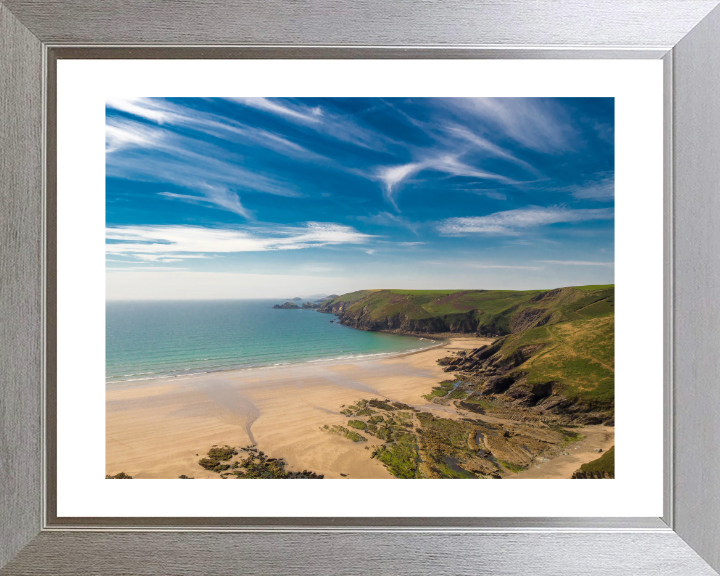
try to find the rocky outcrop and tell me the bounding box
[272,302,300,309]
[302,302,320,309]
[509,307,551,332]
[436,341,613,425]
[317,304,498,337]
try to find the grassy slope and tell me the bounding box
[579,446,615,476]
[497,316,614,405]
[325,285,613,335]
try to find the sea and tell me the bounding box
[106,300,437,384]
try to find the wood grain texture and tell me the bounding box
[672,4,720,573]
[0,3,43,570]
[1,0,718,47]
[1,531,718,576]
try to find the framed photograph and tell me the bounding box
[2,1,720,574]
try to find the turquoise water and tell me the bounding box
[106,300,436,383]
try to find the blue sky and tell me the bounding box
[105,97,614,299]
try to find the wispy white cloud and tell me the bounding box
[357,211,420,234]
[375,163,424,208]
[538,260,613,267]
[472,263,543,270]
[455,98,576,153]
[106,98,325,162]
[437,206,613,236]
[159,185,254,219]
[227,97,399,151]
[106,97,171,123]
[105,120,164,153]
[106,116,297,198]
[427,155,515,183]
[376,156,513,209]
[106,223,376,261]
[444,124,540,175]
[131,253,213,263]
[567,174,614,201]
[229,97,323,123]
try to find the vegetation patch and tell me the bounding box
[371,432,420,479]
[207,445,237,460]
[106,472,132,479]
[422,387,450,401]
[368,399,397,411]
[322,424,368,442]
[198,457,231,472]
[549,425,584,445]
[573,446,615,479]
[498,460,527,474]
[194,445,323,479]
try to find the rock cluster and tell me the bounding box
[194,445,324,479]
[272,302,300,309]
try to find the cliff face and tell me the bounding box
[318,301,491,335]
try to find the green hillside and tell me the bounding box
[482,315,614,409]
[320,285,614,336]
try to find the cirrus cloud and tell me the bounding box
[106,222,377,262]
[437,206,613,236]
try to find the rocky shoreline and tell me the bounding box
[317,299,502,337]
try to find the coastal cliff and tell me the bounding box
[318,285,613,337]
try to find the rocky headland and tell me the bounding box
[317,286,615,429]
[272,302,300,309]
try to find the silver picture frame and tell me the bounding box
[2,1,720,573]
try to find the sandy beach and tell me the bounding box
[106,337,613,479]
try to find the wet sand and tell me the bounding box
[106,337,613,479]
